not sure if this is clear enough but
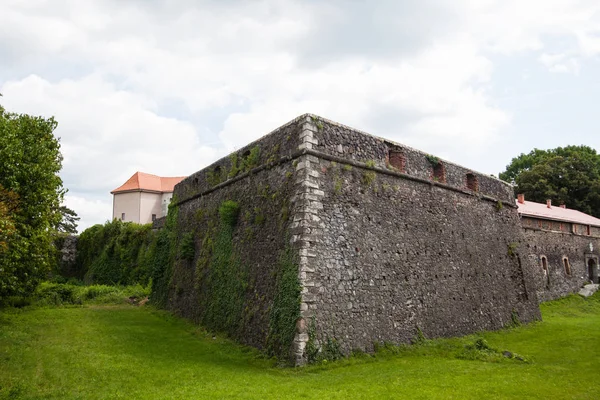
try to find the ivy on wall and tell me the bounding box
[197,201,250,336]
[267,242,301,361]
[149,202,179,308]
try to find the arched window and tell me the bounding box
[563,257,571,276]
[541,256,548,274]
[541,256,550,288]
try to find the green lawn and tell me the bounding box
[1,294,599,399]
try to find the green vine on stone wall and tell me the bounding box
[150,201,179,308]
[179,232,195,261]
[267,242,301,361]
[201,200,248,336]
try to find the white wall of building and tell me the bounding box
[140,192,163,224]
[113,192,141,223]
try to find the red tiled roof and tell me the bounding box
[516,199,600,227]
[111,172,186,194]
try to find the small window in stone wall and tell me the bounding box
[466,173,478,191]
[587,225,591,236]
[563,257,571,276]
[541,256,548,272]
[432,162,446,183]
[387,149,406,172]
[541,256,550,288]
[121,213,125,221]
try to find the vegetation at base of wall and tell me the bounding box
[1,281,151,308]
[266,244,301,361]
[75,219,155,286]
[198,201,249,336]
[149,203,179,308]
[1,292,600,398]
[304,316,344,364]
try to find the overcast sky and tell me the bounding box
[1,0,599,231]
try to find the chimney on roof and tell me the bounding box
[517,193,525,204]
[546,199,552,208]
[560,204,566,209]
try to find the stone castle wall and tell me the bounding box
[169,117,304,352]
[521,222,600,302]
[167,114,541,364]
[291,118,540,362]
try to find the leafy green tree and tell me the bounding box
[500,146,600,217]
[0,101,66,300]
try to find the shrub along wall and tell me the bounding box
[75,219,157,285]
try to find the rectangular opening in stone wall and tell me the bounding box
[466,173,478,192]
[387,147,406,172]
[432,162,446,183]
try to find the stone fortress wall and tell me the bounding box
[168,114,541,365]
[520,215,600,302]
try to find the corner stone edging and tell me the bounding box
[291,116,323,365]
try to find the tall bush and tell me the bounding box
[75,219,155,285]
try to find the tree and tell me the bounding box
[57,205,80,234]
[499,146,600,218]
[0,101,66,300]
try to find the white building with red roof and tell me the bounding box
[111,171,186,224]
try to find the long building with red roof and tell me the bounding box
[516,193,600,301]
[111,171,186,224]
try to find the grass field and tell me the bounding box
[1,293,599,399]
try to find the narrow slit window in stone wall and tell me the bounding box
[541,256,550,288]
[541,256,548,274]
[432,162,446,183]
[121,213,125,221]
[387,148,406,172]
[563,257,571,276]
[466,173,478,191]
[587,225,591,236]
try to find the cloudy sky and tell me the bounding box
[1,0,599,231]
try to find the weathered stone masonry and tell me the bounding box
[168,114,541,365]
[520,216,600,302]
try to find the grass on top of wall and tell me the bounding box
[1,292,600,399]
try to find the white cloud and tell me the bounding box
[63,195,112,233]
[1,0,599,229]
